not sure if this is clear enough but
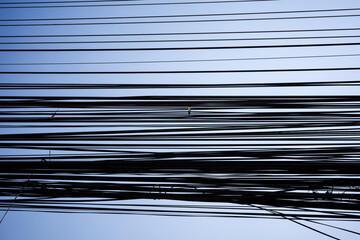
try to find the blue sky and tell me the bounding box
[0,0,360,239]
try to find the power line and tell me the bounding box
[0,53,359,65]
[1,27,359,38]
[0,171,34,224]
[1,35,360,44]
[0,7,359,22]
[1,80,360,89]
[1,67,360,74]
[1,13,359,26]
[0,0,137,4]
[1,42,359,51]
[0,0,272,9]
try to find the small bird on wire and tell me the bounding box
[188,106,191,116]
[50,108,60,119]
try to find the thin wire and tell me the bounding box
[0,53,359,65]
[250,205,341,240]
[2,42,360,52]
[0,0,272,9]
[1,67,360,74]
[2,35,360,44]
[0,171,34,224]
[1,27,359,38]
[2,80,360,89]
[1,14,359,26]
[303,219,360,236]
[0,0,137,4]
[0,7,359,21]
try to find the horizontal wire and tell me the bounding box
[0,0,137,4]
[1,53,359,65]
[1,13,359,26]
[0,0,271,8]
[1,54,360,66]
[1,67,360,74]
[1,27,359,38]
[1,34,360,44]
[1,42,360,51]
[0,7,358,21]
[1,80,360,88]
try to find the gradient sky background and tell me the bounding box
[0,0,360,239]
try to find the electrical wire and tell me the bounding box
[1,27,359,38]
[0,0,272,9]
[0,7,358,22]
[1,13,359,26]
[0,53,359,65]
[1,42,360,51]
[2,34,360,44]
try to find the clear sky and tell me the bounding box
[0,0,360,239]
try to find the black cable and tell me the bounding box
[1,27,359,38]
[0,53,359,65]
[0,170,35,224]
[0,0,272,9]
[1,67,360,74]
[1,14,359,26]
[1,80,359,89]
[4,95,360,99]
[0,0,136,4]
[2,35,360,44]
[0,7,358,22]
[1,42,359,51]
